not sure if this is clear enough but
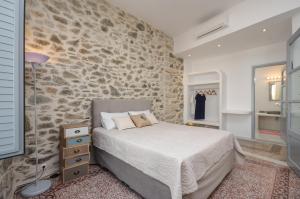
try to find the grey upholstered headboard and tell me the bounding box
[92,99,152,128]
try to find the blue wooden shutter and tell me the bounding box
[0,0,24,159]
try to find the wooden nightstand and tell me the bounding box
[60,124,91,183]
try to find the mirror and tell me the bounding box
[269,81,281,101]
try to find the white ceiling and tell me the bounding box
[109,0,244,36]
[182,13,293,59]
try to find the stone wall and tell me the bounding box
[0,160,14,199]
[0,0,183,196]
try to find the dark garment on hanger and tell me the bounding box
[194,94,206,120]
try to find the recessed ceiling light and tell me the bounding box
[262,28,267,32]
[217,44,221,48]
[188,54,192,57]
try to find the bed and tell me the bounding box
[92,99,244,199]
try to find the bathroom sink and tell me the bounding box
[259,111,281,115]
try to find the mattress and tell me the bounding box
[93,122,243,199]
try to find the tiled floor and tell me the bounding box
[238,138,287,162]
[255,131,286,145]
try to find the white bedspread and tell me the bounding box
[93,122,243,199]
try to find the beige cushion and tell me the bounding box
[101,112,129,130]
[145,113,159,124]
[130,114,152,128]
[112,116,136,130]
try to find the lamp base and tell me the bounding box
[20,180,52,198]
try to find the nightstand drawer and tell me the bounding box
[63,145,89,159]
[65,126,88,138]
[64,154,90,168]
[64,135,90,147]
[62,163,89,182]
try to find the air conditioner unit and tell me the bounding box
[196,22,228,40]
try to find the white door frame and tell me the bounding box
[251,62,286,140]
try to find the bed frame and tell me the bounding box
[92,99,234,199]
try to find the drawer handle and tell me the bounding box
[76,138,82,143]
[73,171,80,176]
[75,158,82,162]
[73,149,80,154]
[74,130,80,134]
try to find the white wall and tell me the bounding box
[292,12,300,33]
[174,0,300,54]
[184,42,287,138]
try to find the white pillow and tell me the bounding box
[128,110,151,116]
[100,112,129,130]
[144,113,159,124]
[112,116,136,130]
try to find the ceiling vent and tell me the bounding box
[196,22,228,40]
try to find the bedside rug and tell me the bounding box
[17,159,300,199]
[210,158,300,198]
[17,166,142,199]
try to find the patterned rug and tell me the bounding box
[18,158,300,199]
[210,158,300,199]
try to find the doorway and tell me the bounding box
[252,63,287,145]
[287,29,300,175]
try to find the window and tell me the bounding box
[0,0,24,159]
